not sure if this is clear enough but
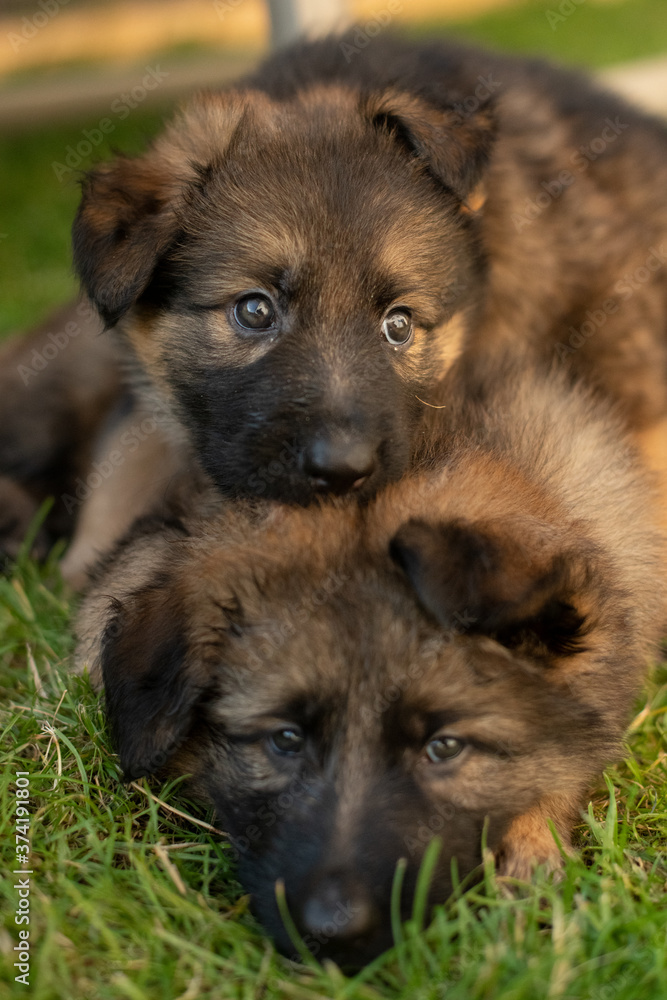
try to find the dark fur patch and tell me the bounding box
[101,588,212,779]
[390,517,591,656]
[73,158,180,327]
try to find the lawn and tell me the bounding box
[2,0,667,336]
[427,0,667,69]
[2,544,666,998]
[2,2,667,997]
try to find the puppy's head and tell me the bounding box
[73,80,494,503]
[99,505,631,968]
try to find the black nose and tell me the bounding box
[300,873,380,942]
[303,436,377,494]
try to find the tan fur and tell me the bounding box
[75,368,665,961]
[497,792,579,880]
[635,415,667,532]
[60,416,190,589]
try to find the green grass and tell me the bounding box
[1,0,667,336]
[1,547,666,998]
[1,2,667,996]
[413,0,667,69]
[0,109,169,336]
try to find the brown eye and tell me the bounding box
[234,294,276,331]
[382,309,413,347]
[425,736,464,763]
[269,727,304,755]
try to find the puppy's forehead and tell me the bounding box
[203,564,483,727]
[176,87,457,290]
[186,514,547,732]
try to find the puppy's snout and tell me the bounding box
[303,435,377,494]
[299,873,379,942]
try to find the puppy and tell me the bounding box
[76,367,666,967]
[3,34,667,581]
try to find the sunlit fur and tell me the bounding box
[76,367,666,967]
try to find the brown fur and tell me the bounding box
[0,302,121,561]
[76,368,666,966]
[3,35,667,581]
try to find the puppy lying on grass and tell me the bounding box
[76,368,666,968]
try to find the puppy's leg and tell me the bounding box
[495,791,580,881]
[59,405,189,590]
[0,302,121,555]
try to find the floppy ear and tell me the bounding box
[72,91,250,327]
[390,517,592,656]
[364,89,496,204]
[72,155,183,328]
[100,586,214,780]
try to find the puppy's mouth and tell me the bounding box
[261,468,383,506]
[282,929,396,973]
[307,471,371,495]
[269,896,396,972]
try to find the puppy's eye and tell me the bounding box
[269,727,304,755]
[382,309,413,347]
[425,736,465,763]
[234,293,276,331]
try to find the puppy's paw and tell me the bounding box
[495,803,573,883]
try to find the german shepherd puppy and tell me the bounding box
[76,369,666,967]
[4,33,667,581]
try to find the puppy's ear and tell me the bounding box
[72,93,251,327]
[101,586,213,780]
[72,156,181,327]
[390,517,592,657]
[364,89,496,203]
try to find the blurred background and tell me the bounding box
[1,0,666,338]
